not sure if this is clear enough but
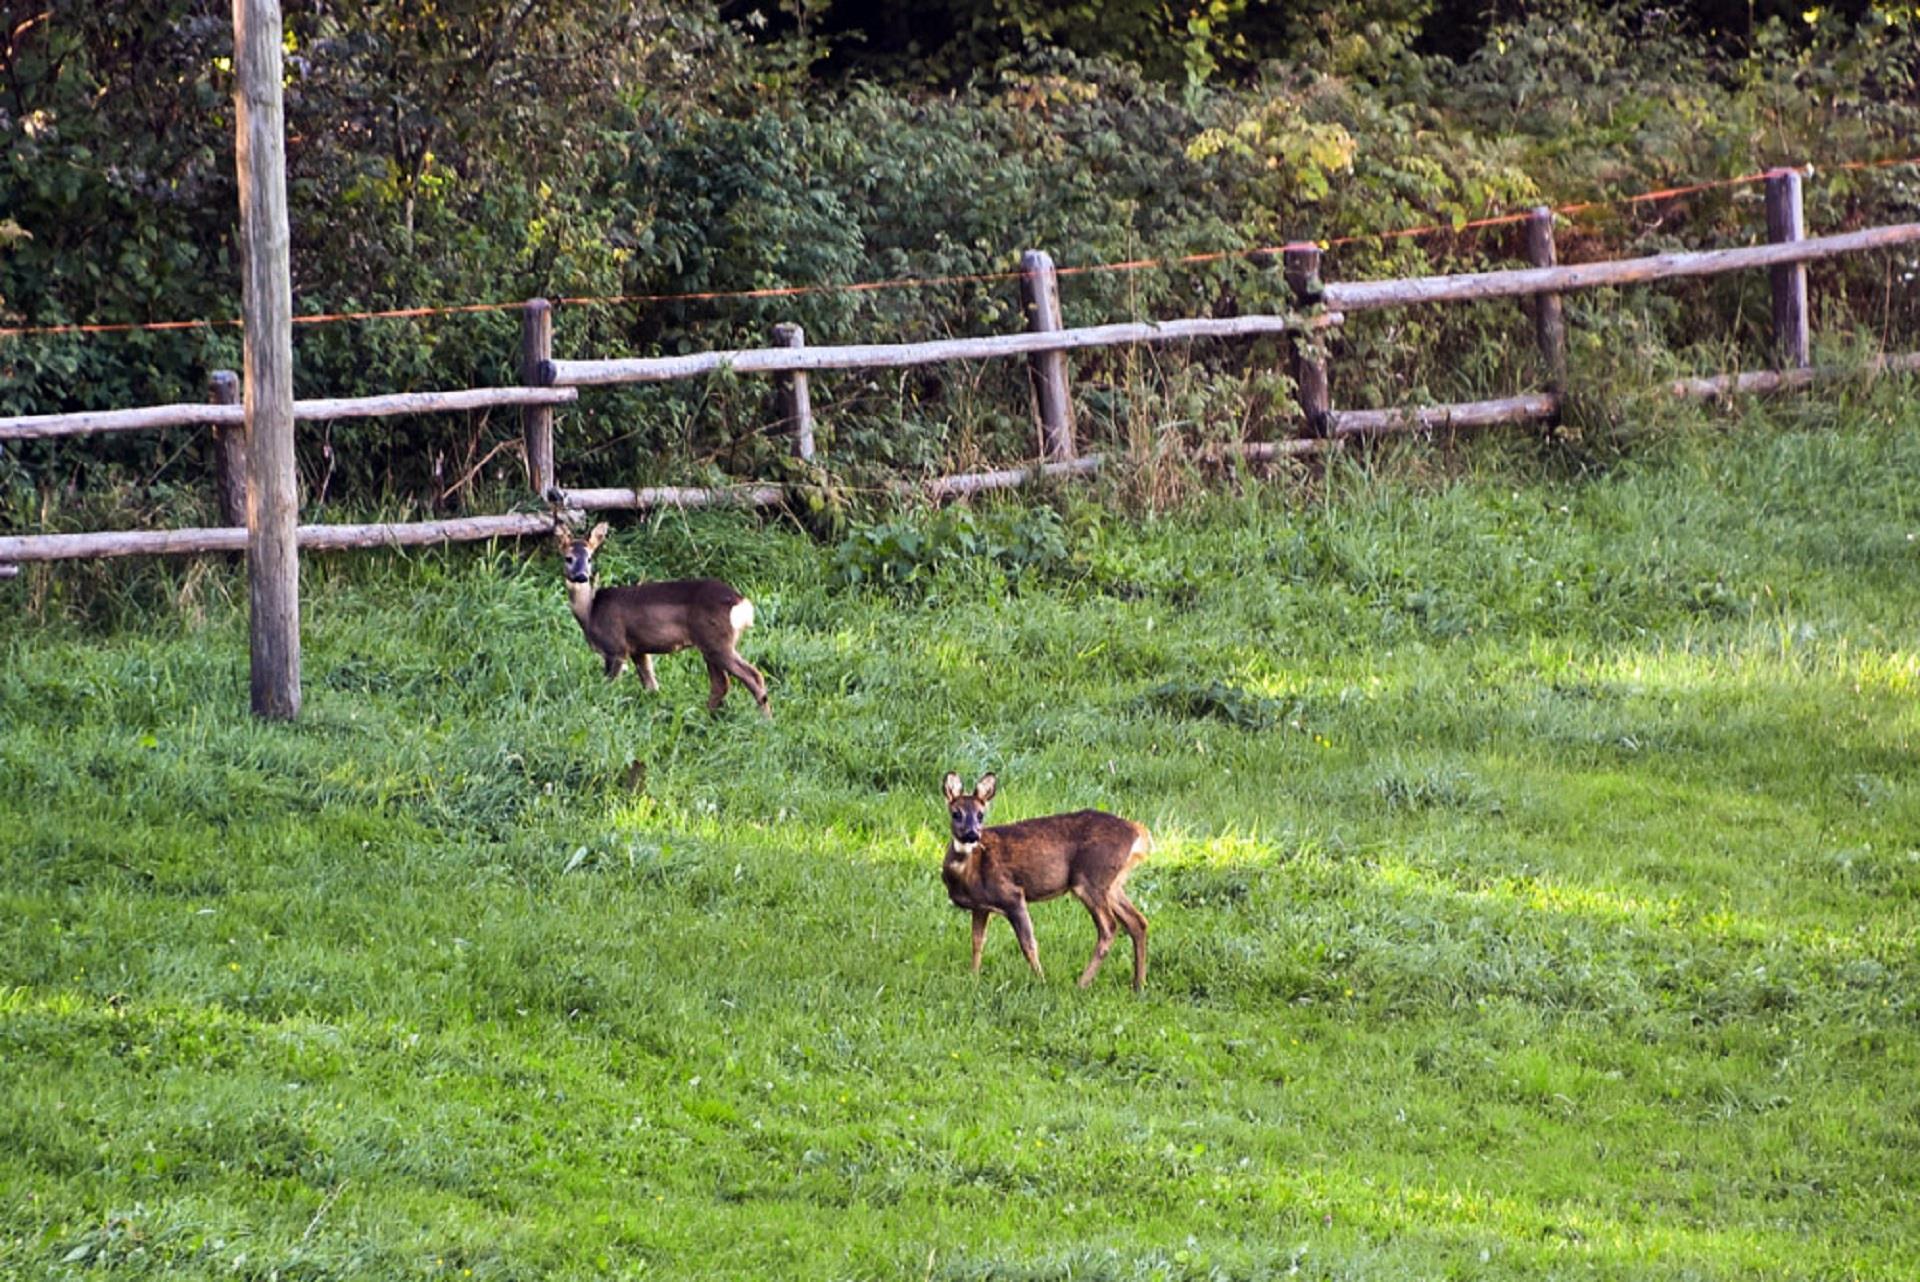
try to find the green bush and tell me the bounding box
[832,504,1070,594]
[3,2,1917,532]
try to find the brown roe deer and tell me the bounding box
[940,772,1152,990]
[555,521,771,717]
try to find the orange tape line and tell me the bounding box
[4,155,1917,340]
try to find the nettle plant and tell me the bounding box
[831,505,1071,595]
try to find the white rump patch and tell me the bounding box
[731,598,756,632]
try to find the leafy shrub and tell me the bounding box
[831,504,1070,593]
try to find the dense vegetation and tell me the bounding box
[3,1,1918,526]
[4,394,1919,1278]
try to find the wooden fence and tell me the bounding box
[4,172,1919,572]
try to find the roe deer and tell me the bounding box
[939,772,1152,991]
[555,521,771,717]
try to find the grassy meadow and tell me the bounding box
[3,395,1919,1279]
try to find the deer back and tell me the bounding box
[970,810,1146,903]
[589,578,745,656]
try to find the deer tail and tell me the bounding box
[730,598,756,633]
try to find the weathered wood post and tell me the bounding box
[521,298,556,495]
[772,323,815,460]
[1765,168,1810,370]
[1283,243,1332,436]
[1524,206,1568,422]
[1018,249,1075,460]
[208,370,248,527]
[234,0,299,720]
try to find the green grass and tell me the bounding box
[3,395,1919,1280]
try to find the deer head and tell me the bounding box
[943,771,998,846]
[555,521,609,584]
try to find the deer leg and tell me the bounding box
[1006,899,1043,979]
[704,657,730,712]
[636,653,659,692]
[721,651,772,719]
[1114,894,1150,992]
[1076,898,1119,989]
[970,909,990,973]
[602,651,625,681]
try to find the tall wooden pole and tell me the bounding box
[1523,207,1568,423]
[520,299,556,495]
[207,370,249,527]
[1018,250,1075,460]
[772,323,815,460]
[234,0,300,719]
[1283,244,1332,436]
[1765,169,1811,370]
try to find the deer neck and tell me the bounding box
[566,579,597,630]
[945,839,982,874]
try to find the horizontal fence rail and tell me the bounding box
[0,386,579,442]
[0,514,560,563]
[551,484,788,512]
[547,313,1344,387]
[920,455,1105,499]
[1669,350,1920,400]
[1228,395,1566,459]
[1330,393,1562,435]
[1322,223,1920,312]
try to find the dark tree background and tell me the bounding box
[2,0,1915,517]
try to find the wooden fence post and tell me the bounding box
[1765,169,1811,370]
[772,323,815,460]
[1019,249,1075,460]
[1524,206,1568,421]
[1284,243,1332,436]
[521,298,556,496]
[234,0,299,721]
[208,370,248,527]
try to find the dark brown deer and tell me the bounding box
[555,521,771,717]
[939,772,1152,991]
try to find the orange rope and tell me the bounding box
[1833,154,1920,171]
[293,300,527,324]
[1322,168,1785,248]
[0,317,240,337]
[4,154,1916,341]
[1056,253,1232,276]
[552,267,1030,307]
[0,300,535,338]
[1324,209,1534,248]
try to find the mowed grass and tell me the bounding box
[3,396,1919,1280]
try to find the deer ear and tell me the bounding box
[942,772,964,804]
[974,773,997,804]
[586,522,609,551]
[552,524,573,552]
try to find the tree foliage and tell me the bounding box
[2,0,1917,523]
